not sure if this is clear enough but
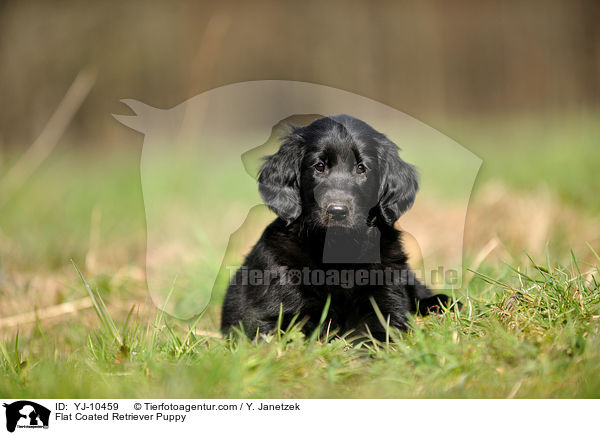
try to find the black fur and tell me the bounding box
[221,115,455,340]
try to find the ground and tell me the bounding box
[0,113,599,398]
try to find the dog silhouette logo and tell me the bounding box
[114,80,481,320]
[3,401,50,432]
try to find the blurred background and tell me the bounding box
[1,0,599,149]
[0,0,599,330]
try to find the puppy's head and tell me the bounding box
[258,115,418,229]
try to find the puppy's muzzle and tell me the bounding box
[326,203,349,220]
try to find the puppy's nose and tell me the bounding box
[326,204,349,220]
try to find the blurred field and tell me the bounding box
[1,112,599,398]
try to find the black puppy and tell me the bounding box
[221,115,454,340]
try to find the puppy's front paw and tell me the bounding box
[418,294,462,315]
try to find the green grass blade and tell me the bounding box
[71,259,122,346]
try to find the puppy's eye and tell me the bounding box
[356,163,367,174]
[314,162,326,173]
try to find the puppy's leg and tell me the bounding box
[415,294,459,315]
[361,314,408,342]
[244,311,310,339]
[357,292,410,342]
[405,270,461,315]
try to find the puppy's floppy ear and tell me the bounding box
[258,128,304,224]
[376,136,419,226]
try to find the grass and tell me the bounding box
[1,113,599,398]
[0,250,598,398]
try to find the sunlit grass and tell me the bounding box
[0,249,598,398]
